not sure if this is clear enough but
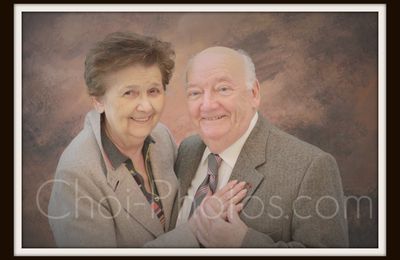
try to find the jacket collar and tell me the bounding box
[84,110,170,236]
[179,115,271,209]
[228,115,270,208]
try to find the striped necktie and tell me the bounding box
[189,153,222,217]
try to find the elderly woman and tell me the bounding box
[48,32,246,248]
[48,32,178,247]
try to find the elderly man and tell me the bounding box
[147,46,349,248]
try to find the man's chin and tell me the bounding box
[200,132,226,142]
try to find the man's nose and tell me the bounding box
[200,91,218,112]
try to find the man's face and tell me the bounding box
[186,48,260,152]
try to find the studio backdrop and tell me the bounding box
[22,12,378,248]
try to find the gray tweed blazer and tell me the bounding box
[147,114,349,248]
[48,110,178,247]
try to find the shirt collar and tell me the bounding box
[201,112,259,168]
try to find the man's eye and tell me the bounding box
[217,86,232,95]
[187,91,201,97]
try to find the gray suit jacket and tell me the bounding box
[48,110,178,247]
[148,114,349,248]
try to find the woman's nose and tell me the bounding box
[136,95,152,112]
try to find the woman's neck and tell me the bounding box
[104,123,145,159]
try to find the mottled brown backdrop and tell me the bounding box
[22,12,378,247]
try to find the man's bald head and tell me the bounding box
[186,46,256,90]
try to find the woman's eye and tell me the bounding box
[123,90,138,97]
[148,88,161,96]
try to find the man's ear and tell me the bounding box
[91,96,105,113]
[250,80,261,108]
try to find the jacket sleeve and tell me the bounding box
[143,222,199,248]
[48,169,117,247]
[241,153,349,248]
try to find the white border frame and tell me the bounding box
[14,4,386,256]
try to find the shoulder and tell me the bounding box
[270,126,325,159]
[55,124,104,181]
[178,134,203,152]
[258,117,333,168]
[149,123,178,162]
[151,123,177,150]
[151,123,175,142]
[175,134,205,169]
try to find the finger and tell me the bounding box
[220,200,243,219]
[214,180,238,197]
[227,204,241,224]
[229,189,248,205]
[235,203,244,213]
[220,181,247,202]
[219,183,247,210]
[221,211,228,221]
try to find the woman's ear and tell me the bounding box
[91,96,105,113]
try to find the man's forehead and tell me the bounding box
[189,52,244,77]
[197,46,239,56]
[193,47,242,65]
[187,73,235,88]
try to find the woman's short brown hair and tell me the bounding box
[84,32,175,97]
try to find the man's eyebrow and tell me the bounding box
[214,76,233,82]
[187,76,233,88]
[186,83,199,88]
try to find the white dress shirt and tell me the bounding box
[176,112,259,226]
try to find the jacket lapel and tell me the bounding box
[169,137,205,229]
[111,166,165,237]
[86,110,165,237]
[149,144,178,231]
[229,116,270,209]
[179,138,206,199]
[170,116,271,228]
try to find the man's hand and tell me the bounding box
[188,180,247,235]
[194,203,248,247]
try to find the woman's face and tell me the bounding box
[94,64,165,149]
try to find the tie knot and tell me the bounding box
[208,153,222,177]
[214,154,222,166]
